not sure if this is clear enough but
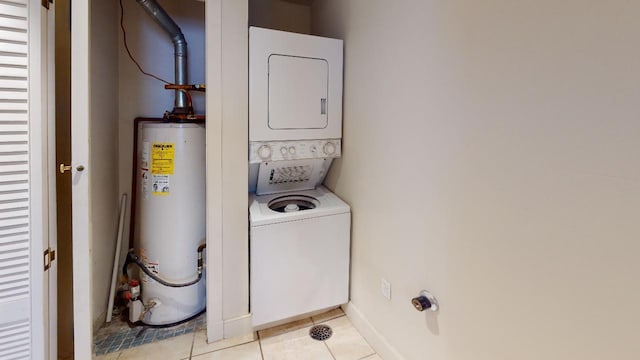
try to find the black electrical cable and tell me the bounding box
[119,0,172,84]
[133,308,206,329]
[124,250,203,288]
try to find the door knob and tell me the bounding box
[59,164,85,174]
[59,164,71,174]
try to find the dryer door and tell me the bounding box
[268,55,328,130]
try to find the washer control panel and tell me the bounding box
[250,139,341,163]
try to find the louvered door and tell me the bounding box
[1,1,50,359]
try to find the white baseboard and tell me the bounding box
[342,302,405,360]
[207,318,224,343]
[223,313,253,339]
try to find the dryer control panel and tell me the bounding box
[249,139,341,164]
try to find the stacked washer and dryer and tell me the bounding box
[248,27,351,328]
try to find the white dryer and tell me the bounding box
[249,27,343,142]
[249,186,350,328]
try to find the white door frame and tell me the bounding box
[205,0,224,343]
[70,0,92,358]
[27,1,47,358]
[44,0,57,358]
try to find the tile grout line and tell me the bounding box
[314,311,346,360]
[351,317,377,360]
[325,312,376,360]
[188,329,196,359]
[216,340,262,353]
[318,314,343,360]
[322,312,376,360]
[357,353,378,360]
[192,337,262,357]
[258,336,266,360]
[322,339,338,360]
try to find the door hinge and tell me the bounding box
[41,0,53,10]
[44,247,56,271]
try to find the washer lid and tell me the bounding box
[249,186,350,226]
[269,194,319,213]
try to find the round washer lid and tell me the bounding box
[268,194,319,213]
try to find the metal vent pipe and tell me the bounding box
[136,0,188,111]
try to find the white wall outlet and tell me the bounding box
[381,278,391,300]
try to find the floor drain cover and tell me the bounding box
[309,324,333,341]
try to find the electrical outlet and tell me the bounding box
[381,278,391,300]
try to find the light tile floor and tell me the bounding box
[94,312,205,355]
[94,308,380,360]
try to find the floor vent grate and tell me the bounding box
[309,324,333,341]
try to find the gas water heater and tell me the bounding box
[119,0,207,326]
[131,122,206,325]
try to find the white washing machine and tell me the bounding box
[249,186,350,328]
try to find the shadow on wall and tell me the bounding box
[249,0,312,34]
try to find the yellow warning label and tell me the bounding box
[151,142,175,175]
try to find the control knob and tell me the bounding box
[258,145,272,160]
[323,141,336,156]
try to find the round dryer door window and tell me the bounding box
[268,195,319,213]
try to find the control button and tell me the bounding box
[258,145,272,160]
[280,147,288,155]
[310,145,317,153]
[323,142,336,155]
[289,146,296,155]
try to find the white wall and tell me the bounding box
[205,0,250,341]
[312,1,640,359]
[90,0,120,325]
[220,0,250,325]
[118,0,206,249]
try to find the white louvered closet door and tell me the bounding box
[1,1,50,359]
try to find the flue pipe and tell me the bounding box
[136,0,188,111]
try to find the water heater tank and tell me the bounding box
[137,122,205,325]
